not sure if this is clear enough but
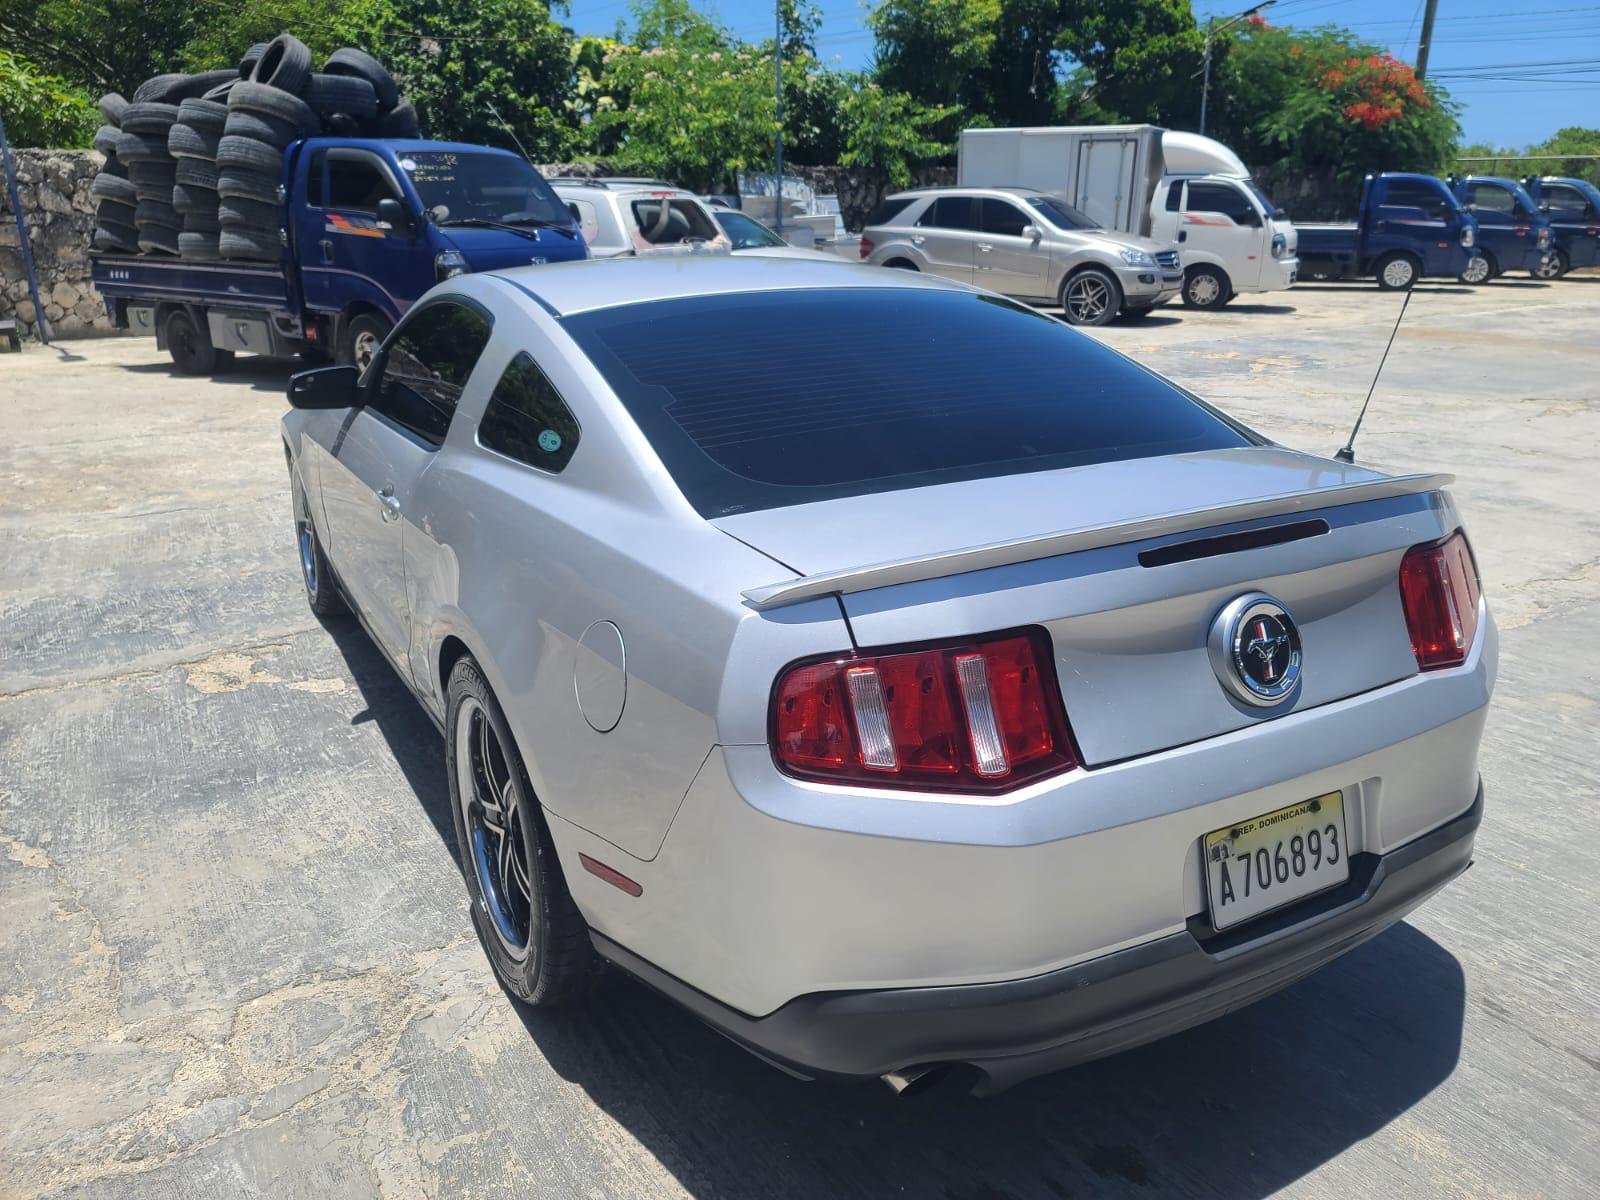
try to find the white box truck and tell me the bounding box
[958,125,1298,309]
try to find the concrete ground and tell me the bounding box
[1,277,1596,1199]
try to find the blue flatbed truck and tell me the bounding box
[1446,175,1554,281]
[1296,172,1480,290]
[91,138,587,375]
[1520,175,1600,278]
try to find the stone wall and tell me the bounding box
[1,149,118,339]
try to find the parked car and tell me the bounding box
[1521,175,1600,277]
[712,208,849,262]
[550,178,731,258]
[282,256,1494,1097]
[860,185,1181,325]
[1446,175,1555,281]
[90,139,587,375]
[959,125,1299,309]
[1297,173,1480,289]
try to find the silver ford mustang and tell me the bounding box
[281,257,1494,1095]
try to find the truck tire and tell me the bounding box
[239,42,269,80]
[217,168,280,206]
[97,93,129,128]
[227,81,317,132]
[216,135,285,175]
[97,198,137,226]
[93,125,121,156]
[202,81,235,104]
[182,208,221,233]
[373,99,420,139]
[138,225,181,256]
[168,123,221,161]
[171,71,238,101]
[177,98,228,134]
[224,109,305,150]
[173,183,218,214]
[165,308,228,375]
[1375,252,1420,291]
[1060,267,1123,327]
[175,158,220,190]
[1531,248,1567,280]
[1182,265,1231,309]
[117,130,173,164]
[1459,254,1492,285]
[178,231,222,260]
[251,34,312,95]
[94,223,139,253]
[133,74,188,103]
[323,113,363,138]
[303,73,378,119]
[135,198,179,227]
[339,312,392,371]
[218,225,282,262]
[218,196,280,230]
[121,102,180,134]
[90,173,138,206]
[128,159,176,189]
[323,48,399,112]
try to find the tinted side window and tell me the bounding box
[1466,182,1514,215]
[328,157,400,212]
[920,196,981,231]
[1164,182,1183,212]
[630,199,718,244]
[306,151,325,208]
[866,197,915,225]
[981,198,1033,237]
[478,352,582,473]
[372,302,493,445]
[1186,183,1254,223]
[1541,184,1590,218]
[1382,180,1448,213]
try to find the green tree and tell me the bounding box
[840,80,955,188]
[869,0,999,115]
[1053,0,1205,127]
[0,0,197,96]
[1524,127,1600,187]
[0,48,98,147]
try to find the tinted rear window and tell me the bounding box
[562,290,1254,518]
[866,197,915,225]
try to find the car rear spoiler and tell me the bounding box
[741,472,1453,611]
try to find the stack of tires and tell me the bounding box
[119,100,182,255]
[89,95,136,253]
[169,100,228,260]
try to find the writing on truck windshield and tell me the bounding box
[398,152,573,229]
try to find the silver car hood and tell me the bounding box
[713,447,1444,604]
[1083,228,1171,256]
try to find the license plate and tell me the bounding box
[1204,793,1349,931]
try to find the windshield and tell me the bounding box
[1025,195,1100,231]
[1243,179,1285,219]
[715,209,786,249]
[399,152,573,228]
[563,289,1253,518]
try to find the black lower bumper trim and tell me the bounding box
[592,783,1482,1094]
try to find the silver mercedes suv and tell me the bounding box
[861,185,1182,324]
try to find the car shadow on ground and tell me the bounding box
[1289,283,1476,295]
[121,356,303,394]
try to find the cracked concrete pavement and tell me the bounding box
[1,278,1597,1198]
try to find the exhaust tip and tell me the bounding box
[881,1063,986,1098]
[881,1065,945,1096]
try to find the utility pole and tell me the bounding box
[1415,0,1440,80]
[1199,1,1276,136]
[774,0,784,236]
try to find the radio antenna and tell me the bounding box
[486,100,534,166]
[1336,287,1414,463]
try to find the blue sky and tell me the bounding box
[559,0,1599,148]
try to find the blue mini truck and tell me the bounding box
[91,138,587,375]
[1296,172,1480,290]
[1446,174,1554,281]
[1520,175,1600,278]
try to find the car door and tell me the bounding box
[977,197,1051,298]
[319,298,494,669]
[320,148,432,313]
[1539,181,1600,265]
[911,196,979,284]
[1462,180,1518,264]
[1183,181,1264,289]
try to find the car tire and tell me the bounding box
[175,157,220,191]
[239,42,269,80]
[120,102,180,135]
[90,173,137,206]
[338,312,392,372]
[132,74,188,104]
[173,183,217,215]
[1458,254,1492,285]
[93,124,121,156]
[446,655,603,1007]
[182,208,221,233]
[1182,265,1231,309]
[134,199,179,228]
[218,196,279,230]
[117,130,173,164]
[216,135,284,175]
[373,99,421,139]
[323,48,400,112]
[303,73,379,119]
[227,81,317,132]
[176,98,228,133]
[97,92,129,128]
[292,475,348,616]
[1375,252,1420,291]
[94,223,139,253]
[97,198,137,226]
[217,168,280,206]
[1060,266,1123,326]
[178,231,221,260]
[165,307,227,374]
[1532,248,1567,280]
[137,224,181,256]
[202,81,236,105]
[218,224,282,262]
[167,123,221,161]
[224,109,304,150]
[251,34,313,95]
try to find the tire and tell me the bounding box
[90,173,137,205]
[167,123,220,161]
[217,168,281,206]
[101,153,128,179]
[218,225,282,262]
[225,109,304,150]
[94,223,139,253]
[324,113,364,138]
[93,124,121,156]
[303,73,379,119]
[178,230,221,260]
[177,98,228,133]
[1060,266,1123,326]
[292,475,348,616]
[175,157,220,190]
[446,656,602,1007]
[97,92,128,127]
[1531,248,1567,280]
[1182,265,1231,309]
[324,47,399,112]
[117,130,173,164]
[133,74,188,104]
[1375,251,1420,291]
[251,34,313,95]
[165,307,223,374]
[374,99,420,139]
[218,196,280,230]
[338,311,392,372]
[173,182,218,214]
[182,208,221,233]
[96,198,137,226]
[1458,254,1491,285]
[169,71,238,101]
[138,225,181,256]
[120,102,180,134]
[239,42,269,80]
[227,81,317,132]
[202,80,235,104]
[216,135,285,175]
[135,199,179,228]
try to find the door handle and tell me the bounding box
[1375,220,1387,231]
[977,242,993,252]
[320,239,334,265]
[911,235,925,245]
[377,483,401,522]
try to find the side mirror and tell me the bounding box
[375,197,416,238]
[288,365,361,410]
[1021,224,1042,242]
[1538,201,1551,215]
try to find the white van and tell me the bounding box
[958,126,1298,309]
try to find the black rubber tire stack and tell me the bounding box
[119,101,182,255]
[169,99,227,260]
[90,94,137,252]
[219,33,321,263]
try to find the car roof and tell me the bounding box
[551,182,700,201]
[485,255,970,317]
[884,185,1051,200]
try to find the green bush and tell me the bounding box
[0,49,98,148]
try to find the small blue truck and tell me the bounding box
[91,138,587,375]
[1296,172,1480,290]
[1445,175,1554,281]
[1520,175,1600,278]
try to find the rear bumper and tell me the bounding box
[594,781,1481,1094]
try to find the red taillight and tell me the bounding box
[1399,531,1481,670]
[771,629,1078,792]
[859,236,875,259]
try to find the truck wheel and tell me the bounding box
[1182,265,1230,309]
[1060,267,1122,326]
[165,309,230,376]
[1375,252,1419,291]
[1459,254,1491,285]
[340,313,392,373]
[1532,249,1567,280]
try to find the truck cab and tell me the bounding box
[1297,173,1479,289]
[1447,175,1553,281]
[1520,175,1600,277]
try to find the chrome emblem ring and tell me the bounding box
[1209,593,1303,707]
